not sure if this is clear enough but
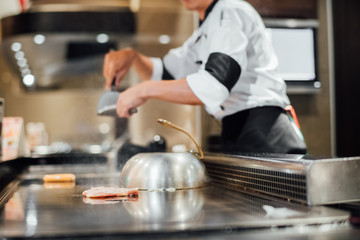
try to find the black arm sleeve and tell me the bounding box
[161,59,175,80]
[205,52,241,91]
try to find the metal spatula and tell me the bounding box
[97,78,137,117]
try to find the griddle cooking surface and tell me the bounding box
[0,162,350,239]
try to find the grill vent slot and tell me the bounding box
[204,162,307,204]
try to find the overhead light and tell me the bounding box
[33,34,46,45]
[99,122,110,134]
[23,74,35,87]
[11,42,22,52]
[14,51,25,60]
[158,35,170,45]
[314,81,321,88]
[88,145,103,154]
[17,58,27,68]
[96,33,109,43]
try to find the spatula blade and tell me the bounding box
[97,91,138,117]
[97,91,119,116]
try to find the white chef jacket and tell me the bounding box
[150,0,290,120]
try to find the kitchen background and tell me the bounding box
[0,0,359,158]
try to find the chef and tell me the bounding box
[103,0,307,154]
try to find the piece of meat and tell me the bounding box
[82,186,139,198]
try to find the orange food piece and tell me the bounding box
[43,173,76,182]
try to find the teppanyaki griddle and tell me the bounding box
[0,154,351,239]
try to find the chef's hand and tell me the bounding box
[103,48,136,90]
[116,82,148,118]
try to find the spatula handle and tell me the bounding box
[110,77,117,91]
[129,108,138,115]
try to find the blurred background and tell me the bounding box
[0,0,359,158]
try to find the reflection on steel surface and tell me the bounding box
[4,192,25,221]
[83,196,139,205]
[124,190,204,222]
[43,182,75,189]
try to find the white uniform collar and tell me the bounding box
[199,0,219,26]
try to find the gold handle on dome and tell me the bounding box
[157,118,204,160]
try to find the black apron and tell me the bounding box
[221,106,307,154]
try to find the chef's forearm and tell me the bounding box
[131,50,154,81]
[141,78,203,105]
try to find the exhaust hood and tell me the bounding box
[0,0,136,90]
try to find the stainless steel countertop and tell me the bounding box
[0,161,356,239]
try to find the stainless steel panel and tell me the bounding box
[308,157,360,205]
[203,153,360,205]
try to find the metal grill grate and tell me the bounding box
[203,153,360,205]
[203,154,309,204]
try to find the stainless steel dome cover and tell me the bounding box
[119,152,210,190]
